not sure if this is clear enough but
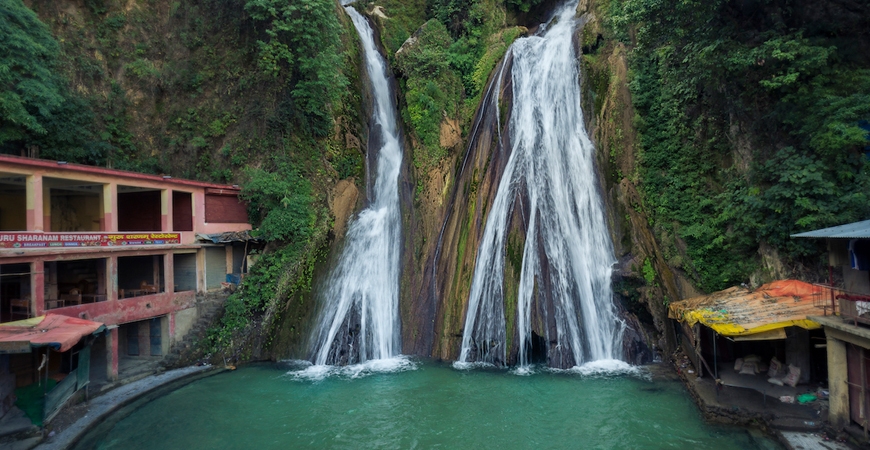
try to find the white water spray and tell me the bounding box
[309,6,403,365]
[458,1,625,368]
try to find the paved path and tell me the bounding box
[779,431,853,450]
[37,365,216,450]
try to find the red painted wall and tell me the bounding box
[172,191,193,231]
[118,191,161,231]
[205,194,248,223]
[49,291,196,326]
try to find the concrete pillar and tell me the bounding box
[828,336,850,428]
[108,327,119,381]
[196,248,206,293]
[102,183,117,232]
[31,260,43,316]
[161,189,171,232]
[193,191,203,232]
[169,312,176,346]
[786,327,811,384]
[26,174,44,231]
[164,252,174,294]
[108,256,119,301]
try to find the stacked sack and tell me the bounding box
[767,357,800,387]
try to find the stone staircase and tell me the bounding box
[161,293,228,369]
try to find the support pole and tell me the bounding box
[713,330,718,379]
[863,348,868,440]
[829,265,835,315]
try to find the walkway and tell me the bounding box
[36,365,217,450]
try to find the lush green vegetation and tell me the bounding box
[374,0,527,171]
[0,1,64,145]
[12,0,362,180]
[604,0,870,291]
[197,0,364,356]
[0,0,106,164]
[430,0,524,103]
[395,19,463,168]
[245,0,347,137]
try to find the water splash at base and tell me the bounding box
[287,356,417,382]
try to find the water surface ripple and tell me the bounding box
[76,363,780,450]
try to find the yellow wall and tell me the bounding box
[50,194,101,231]
[0,192,26,230]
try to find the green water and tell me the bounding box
[76,360,780,449]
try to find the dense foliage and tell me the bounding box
[245,0,347,137]
[395,19,463,167]
[606,0,870,291]
[0,0,104,163]
[384,0,526,170]
[240,158,316,243]
[0,1,63,144]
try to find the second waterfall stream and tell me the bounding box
[457,1,626,370]
[306,5,404,370]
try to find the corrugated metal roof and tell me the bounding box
[196,230,261,243]
[791,219,870,239]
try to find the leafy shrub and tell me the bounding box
[240,159,316,243]
[396,19,463,168]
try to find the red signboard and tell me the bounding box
[0,232,181,249]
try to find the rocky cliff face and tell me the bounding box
[578,1,698,357]
[413,55,515,361]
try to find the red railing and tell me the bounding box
[811,282,840,316]
[809,282,870,327]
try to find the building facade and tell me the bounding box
[795,220,870,437]
[0,154,250,385]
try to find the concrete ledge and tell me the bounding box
[671,350,829,449]
[36,365,222,450]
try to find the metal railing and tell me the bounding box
[809,282,870,327]
[811,282,840,316]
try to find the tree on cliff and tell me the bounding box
[0,0,65,149]
[245,0,347,137]
[0,0,102,164]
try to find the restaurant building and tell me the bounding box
[0,154,250,393]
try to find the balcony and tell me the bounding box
[808,282,870,327]
[44,293,109,310]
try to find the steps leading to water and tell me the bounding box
[162,293,228,369]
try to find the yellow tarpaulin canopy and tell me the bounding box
[668,280,823,338]
[731,328,786,341]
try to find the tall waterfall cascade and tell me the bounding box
[458,1,625,368]
[308,5,403,366]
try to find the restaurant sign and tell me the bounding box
[0,232,181,249]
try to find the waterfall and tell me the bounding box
[308,5,403,366]
[458,1,625,368]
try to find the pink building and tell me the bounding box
[0,154,251,386]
